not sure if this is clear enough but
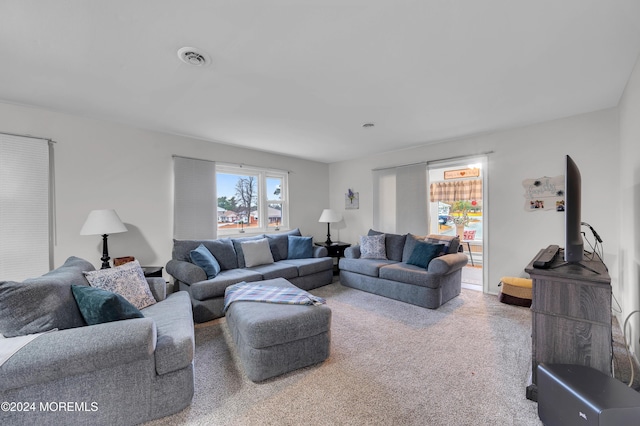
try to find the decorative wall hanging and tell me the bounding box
[345,188,359,209]
[444,168,480,179]
[522,175,564,212]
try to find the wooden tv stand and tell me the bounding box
[524,249,611,401]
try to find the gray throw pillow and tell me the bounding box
[241,238,275,267]
[368,229,407,261]
[0,256,93,337]
[232,235,267,268]
[425,234,461,255]
[360,234,387,259]
[173,238,238,270]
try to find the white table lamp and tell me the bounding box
[80,209,127,269]
[318,209,342,245]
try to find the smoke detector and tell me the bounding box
[177,47,211,67]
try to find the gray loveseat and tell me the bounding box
[0,256,195,426]
[166,229,334,323]
[339,232,468,309]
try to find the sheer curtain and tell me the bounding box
[373,163,427,235]
[173,156,217,239]
[0,134,52,280]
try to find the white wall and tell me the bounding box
[0,102,329,276]
[329,109,620,295]
[619,53,640,359]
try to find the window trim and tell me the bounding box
[216,163,289,235]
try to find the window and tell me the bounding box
[0,134,53,280]
[216,164,288,235]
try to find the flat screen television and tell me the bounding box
[564,155,584,263]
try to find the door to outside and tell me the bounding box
[427,156,486,291]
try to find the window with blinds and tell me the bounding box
[0,134,52,280]
[173,156,289,239]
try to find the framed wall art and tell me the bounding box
[345,188,359,209]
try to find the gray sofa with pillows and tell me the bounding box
[0,256,195,426]
[166,229,334,323]
[339,231,468,309]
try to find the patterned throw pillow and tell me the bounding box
[83,260,156,310]
[360,234,387,259]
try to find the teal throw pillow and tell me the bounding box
[407,242,444,269]
[287,236,313,259]
[190,244,221,279]
[71,285,144,326]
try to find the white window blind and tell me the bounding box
[0,134,52,280]
[173,156,217,239]
[373,163,428,235]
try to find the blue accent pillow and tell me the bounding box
[71,285,144,326]
[407,242,444,269]
[267,228,302,261]
[287,236,313,259]
[190,244,221,279]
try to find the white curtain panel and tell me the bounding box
[0,134,51,280]
[396,163,428,235]
[173,156,216,239]
[372,163,427,235]
[372,168,396,233]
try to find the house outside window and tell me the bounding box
[216,164,288,235]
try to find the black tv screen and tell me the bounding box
[564,155,584,263]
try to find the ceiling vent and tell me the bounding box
[177,47,211,67]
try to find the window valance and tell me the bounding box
[429,179,482,204]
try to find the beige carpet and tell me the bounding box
[145,282,639,426]
[461,265,482,287]
[145,283,547,425]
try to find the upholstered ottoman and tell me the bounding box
[499,276,533,307]
[224,277,331,382]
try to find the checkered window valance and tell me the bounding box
[429,179,482,203]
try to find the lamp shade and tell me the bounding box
[318,209,342,223]
[80,209,127,235]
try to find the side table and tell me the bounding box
[141,266,164,278]
[314,241,351,274]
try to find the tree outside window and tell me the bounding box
[216,165,288,234]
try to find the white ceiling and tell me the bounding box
[1,1,640,163]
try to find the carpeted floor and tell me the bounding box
[145,282,638,426]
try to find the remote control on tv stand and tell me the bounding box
[533,245,560,269]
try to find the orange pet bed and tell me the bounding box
[498,276,532,307]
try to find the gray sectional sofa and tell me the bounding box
[0,256,195,426]
[166,229,334,323]
[339,232,468,309]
